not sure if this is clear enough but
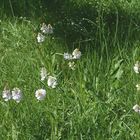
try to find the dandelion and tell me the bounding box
[37,33,45,43]
[2,89,11,101]
[134,61,140,73]
[47,76,57,88]
[64,53,73,60]
[72,48,81,59]
[136,84,140,91]
[12,88,22,103]
[40,67,47,81]
[40,23,48,34]
[133,104,140,113]
[35,89,46,101]
[68,62,75,70]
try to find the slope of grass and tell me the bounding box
[0,19,140,140]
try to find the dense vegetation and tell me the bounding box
[0,0,140,139]
[1,0,140,42]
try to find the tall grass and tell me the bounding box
[43,0,140,43]
[0,1,140,139]
[0,17,140,139]
[1,1,140,42]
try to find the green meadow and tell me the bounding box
[0,0,140,139]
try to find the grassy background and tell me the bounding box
[1,0,140,42]
[0,0,140,139]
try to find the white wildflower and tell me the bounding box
[40,67,47,81]
[133,104,140,113]
[136,84,140,91]
[12,88,22,103]
[134,61,140,74]
[64,53,73,60]
[2,89,11,101]
[68,62,75,70]
[37,33,45,43]
[35,89,46,101]
[40,23,53,34]
[47,24,53,34]
[40,23,48,34]
[47,76,57,88]
[72,48,81,59]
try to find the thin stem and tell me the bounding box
[9,0,15,17]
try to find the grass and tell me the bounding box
[0,18,140,140]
